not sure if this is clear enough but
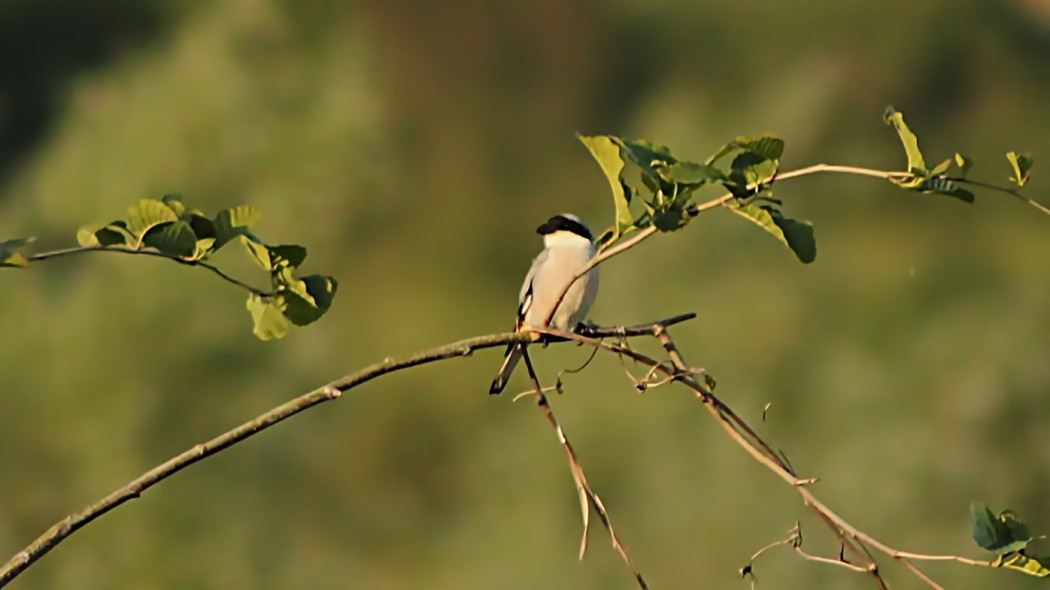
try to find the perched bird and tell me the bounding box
[489,213,600,394]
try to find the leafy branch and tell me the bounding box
[544,106,1047,328]
[0,194,338,340]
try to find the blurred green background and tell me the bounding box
[2,0,1049,588]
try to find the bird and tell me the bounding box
[489,213,600,394]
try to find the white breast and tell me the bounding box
[522,237,599,332]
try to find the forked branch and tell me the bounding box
[541,324,1002,589]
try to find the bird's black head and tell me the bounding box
[536,213,592,241]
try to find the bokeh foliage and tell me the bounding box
[2,1,1049,589]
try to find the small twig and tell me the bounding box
[520,348,649,589]
[25,245,273,296]
[947,176,1050,216]
[510,384,561,402]
[580,312,697,337]
[743,523,877,590]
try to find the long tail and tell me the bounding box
[488,343,524,394]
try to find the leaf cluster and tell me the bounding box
[883,106,1034,199]
[3,194,337,340]
[580,107,1040,266]
[578,131,813,262]
[969,502,1049,578]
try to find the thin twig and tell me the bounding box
[743,523,880,589]
[25,245,273,296]
[520,350,649,589]
[947,176,1050,216]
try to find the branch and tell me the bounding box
[542,325,999,589]
[0,314,693,588]
[519,349,648,589]
[25,245,273,296]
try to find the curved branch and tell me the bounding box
[0,314,695,588]
[25,245,273,296]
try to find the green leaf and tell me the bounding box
[659,161,725,186]
[640,169,660,195]
[652,209,687,232]
[141,220,197,258]
[970,502,1032,555]
[616,138,677,172]
[161,193,186,217]
[730,151,779,188]
[185,212,216,240]
[914,177,975,203]
[76,227,97,247]
[997,552,1050,577]
[971,502,1003,551]
[726,201,816,263]
[578,135,633,235]
[1006,151,1033,187]
[194,238,216,259]
[240,238,308,273]
[705,143,737,166]
[97,221,135,246]
[954,153,972,177]
[246,294,289,341]
[884,106,927,174]
[281,275,338,326]
[0,237,35,268]
[241,236,273,271]
[734,135,784,160]
[269,244,307,269]
[930,158,952,177]
[705,134,784,166]
[1000,511,1031,544]
[127,199,178,240]
[214,205,263,249]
